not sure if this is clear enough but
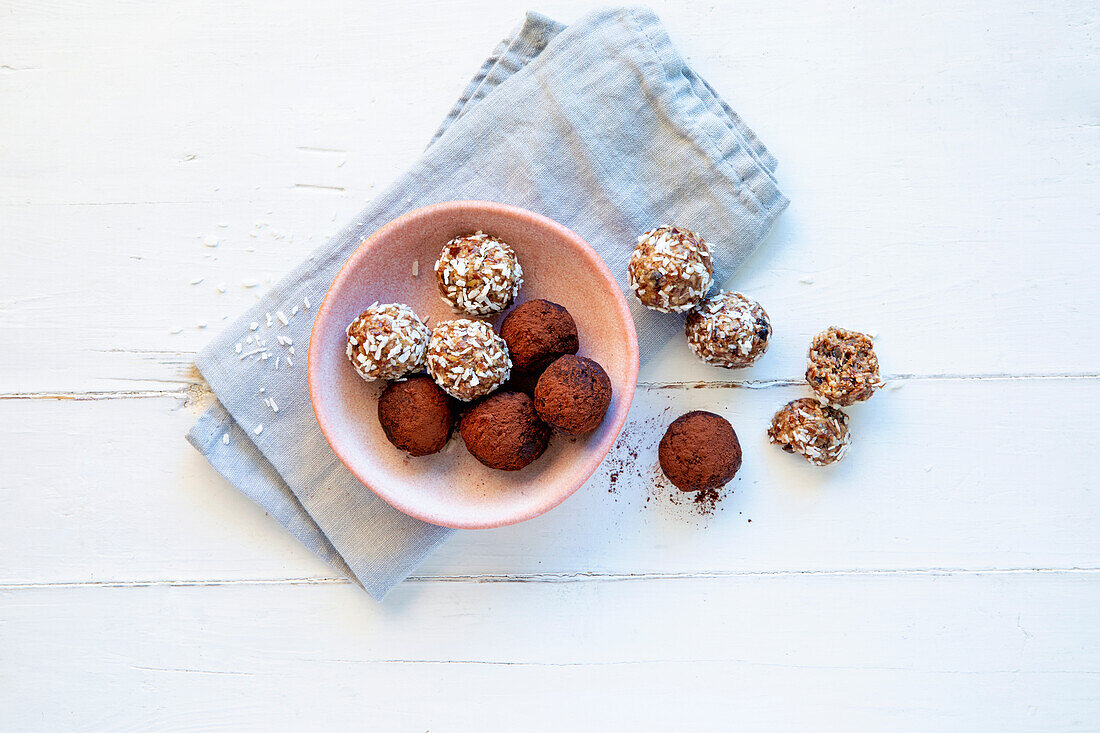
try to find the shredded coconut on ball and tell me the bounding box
[628,226,713,313]
[435,231,523,316]
[345,303,430,382]
[767,398,852,466]
[685,291,771,368]
[426,319,512,401]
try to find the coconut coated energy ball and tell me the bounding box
[345,303,430,382]
[685,291,771,368]
[805,327,884,406]
[426,319,512,401]
[435,231,523,316]
[767,398,851,466]
[628,226,713,313]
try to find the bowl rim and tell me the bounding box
[307,200,640,529]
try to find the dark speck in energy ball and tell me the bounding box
[459,391,550,471]
[658,411,742,491]
[377,376,456,456]
[499,299,580,373]
[534,355,613,434]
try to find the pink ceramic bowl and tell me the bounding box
[308,201,639,529]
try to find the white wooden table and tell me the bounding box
[3,1,1098,729]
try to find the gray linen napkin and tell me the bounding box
[187,7,787,600]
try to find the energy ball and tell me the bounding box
[460,391,550,471]
[658,411,742,491]
[377,376,455,456]
[499,299,579,373]
[435,231,523,316]
[628,225,713,313]
[426,319,512,401]
[805,327,884,406]
[685,291,771,368]
[767,398,851,466]
[533,355,612,434]
[345,302,430,382]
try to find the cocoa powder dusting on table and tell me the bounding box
[661,477,735,517]
[603,405,741,518]
[603,410,657,496]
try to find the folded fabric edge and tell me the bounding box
[186,399,362,591]
[690,70,779,174]
[431,11,567,147]
[428,38,510,147]
[187,402,455,601]
[622,7,788,218]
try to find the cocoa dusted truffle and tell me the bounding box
[628,226,713,313]
[499,299,579,373]
[767,398,851,466]
[435,231,523,316]
[805,327,884,406]
[426,319,512,402]
[459,391,550,471]
[658,411,742,491]
[377,376,455,456]
[686,291,771,368]
[345,303,430,382]
[533,355,612,434]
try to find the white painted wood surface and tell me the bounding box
[2,1,1097,730]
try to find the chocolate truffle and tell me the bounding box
[628,226,713,313]
[377,376,455,456]
[685,291,771,368]
[767,398,851,466]
[345,302,430,382]
[460,391,550,471]
[435,231,523,316]
[805,327,884,406]
[534,355,612,434]
[426,319,512,402]
[499,299,580,373]
[658,411,742,491]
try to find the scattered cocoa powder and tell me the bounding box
[660,470,736,518]
[600,404,749,520]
